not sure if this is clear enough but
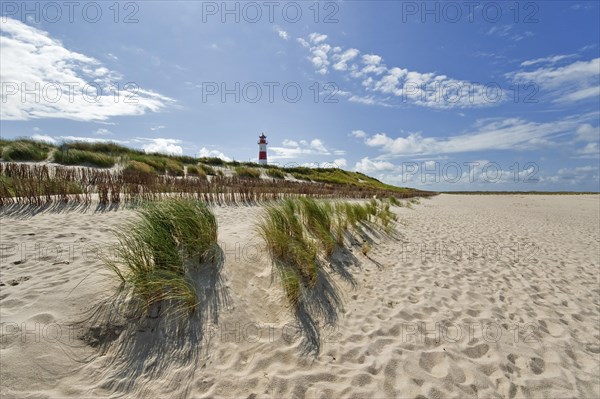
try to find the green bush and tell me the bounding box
[53,149,115,168]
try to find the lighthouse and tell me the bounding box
[258,133,268,165]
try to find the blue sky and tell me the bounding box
[1,1,599,191]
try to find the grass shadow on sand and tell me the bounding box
[72,246,230,397]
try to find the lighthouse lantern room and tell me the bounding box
[258,133,268,165]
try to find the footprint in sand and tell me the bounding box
[0,276,31,287]
[463,343,489,359]
[418,351,449,378]
[529,357,545,375]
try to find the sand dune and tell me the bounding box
[1,195,599,398]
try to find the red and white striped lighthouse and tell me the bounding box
[258,133,268,165]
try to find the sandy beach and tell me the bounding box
[1,194,599,398]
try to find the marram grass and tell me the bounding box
[258,198,398,308]
[105,198,218,319]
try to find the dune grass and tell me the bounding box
[266,168,286,179]
[186,165,204,176]
[54,149,115,168]
[1,141,50,162]
[198,164,217,175]
[124,160,156,174]
[105,199,218,318]
[165,159,184,176]
[258,198,398,308]
[235,166,261,179]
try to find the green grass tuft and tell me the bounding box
[1,141,50,162]
[235,166,261,179]
[54,149,115,168]
[105,199,218,318]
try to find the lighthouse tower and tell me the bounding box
[258,133,268,165]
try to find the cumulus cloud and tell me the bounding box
[198,147,231,161]
[95,128,112,135]
[142,138,183,155]
[354,157,397,173]
[0,18,173,121]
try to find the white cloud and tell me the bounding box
[282,139,299,147]
[269,138,343,160]
[198,147,231,161]
[354,157,396,173]
[351,130,367,138]
[0,18,174,121]
[310,139,328,153]
[578,142,599,155]
[308,33,328,44]
[142,138,183,155]
[274,26,288,40]
[31,134,56,144]
[95,128,112,135]
[150,125,166,131]
[509,58,600,103]
[332,48,359,71]
[576,124,599,142]
[520,54,577,67]
[332,158,347,168]
[297,33,501,108]
[359,114,598,157]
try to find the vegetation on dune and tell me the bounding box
[1,140,50,162]
[266,168,286,179]
[53,149,115,168]
[258,198,398,308]
[165,159,184,176]
[257,197,400,355]
[198,164,217,175]
[124,160,156,175]
[235,166,261,179]
[185,165,204,176]
[105,199,218,318]
[0,139,434,205]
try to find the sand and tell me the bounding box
[1,194,599,398]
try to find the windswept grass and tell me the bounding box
[235,166,261,179]
[54,149,115,168]
[124,160,156,175]
[258,198,400,354]
[1,141,50,162]
[105,199,218,318]
[186,165,204,176]
[165,159,184,176]
[198,164,217,175]
[266,168,286,179]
